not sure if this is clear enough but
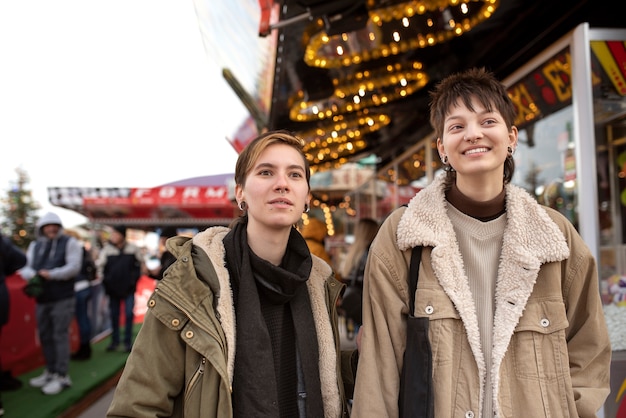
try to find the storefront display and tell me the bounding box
[504,24,626,418]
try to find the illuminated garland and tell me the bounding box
[301,206,335,236]
[298,112,391,167]
[290,61,428,122]
[367,0,498,22]
[379,140,443,185]
[304,0,499,68]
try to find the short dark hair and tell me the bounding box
[429,67,516,184]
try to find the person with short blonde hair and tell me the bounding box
[108,130,357,418]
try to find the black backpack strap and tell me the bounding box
[408,246,423,316]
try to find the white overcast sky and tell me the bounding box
[0,0,249,228]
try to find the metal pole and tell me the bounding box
[222,68,267,132]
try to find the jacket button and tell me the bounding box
[181,256,189,262]
[148,299,156,307]
[171,319,180,327]
[465,411,475,418]
[185,330,194,339]
[540,318,550,327]
[425,305,434,315]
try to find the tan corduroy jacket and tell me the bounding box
[352,174,611,418]
[107,227,356,418]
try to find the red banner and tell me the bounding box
[48,184,238,224]
[227,116,258,154]
[258,0,275,37]
[82,186,230,207]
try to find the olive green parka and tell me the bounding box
[107,226,356,418]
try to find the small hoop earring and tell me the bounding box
[304,203,310,213]
[441,155,448,165]
[507,146,514,155]
[238,201,246,211]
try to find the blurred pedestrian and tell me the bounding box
[147,226,177,281]
[0,232,27,415]
[97,225,144,352]
[352,68,611,417]
[65,229,96,361]
[301,216,332,266]
[20,212,83,395]
[338,218,379,329]
[107,130,357,418]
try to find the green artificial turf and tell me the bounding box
[1,323,142,418]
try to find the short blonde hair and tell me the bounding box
[234,130,311,188]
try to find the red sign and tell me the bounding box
[258,0,275,37]
[48,184,238,225]
[82,186,230,207]
[227,116,258,154]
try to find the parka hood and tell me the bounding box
[36,212,64,236]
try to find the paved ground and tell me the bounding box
[76,316,358,417]
[77,389,114,418]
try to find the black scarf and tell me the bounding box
[224,220,324,418]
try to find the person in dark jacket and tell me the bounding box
[0,232,27,415]
[65,229,96,361]
[338,218,379,329]
[20,212,83,396]
[97,225,144,352]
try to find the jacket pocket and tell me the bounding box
[511,298,569,381]
[413,287,462,368]
[504,298,572,417]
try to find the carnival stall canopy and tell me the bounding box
[48,173,238,227]
[48,166,420,228]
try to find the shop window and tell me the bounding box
[512,106,578,228]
